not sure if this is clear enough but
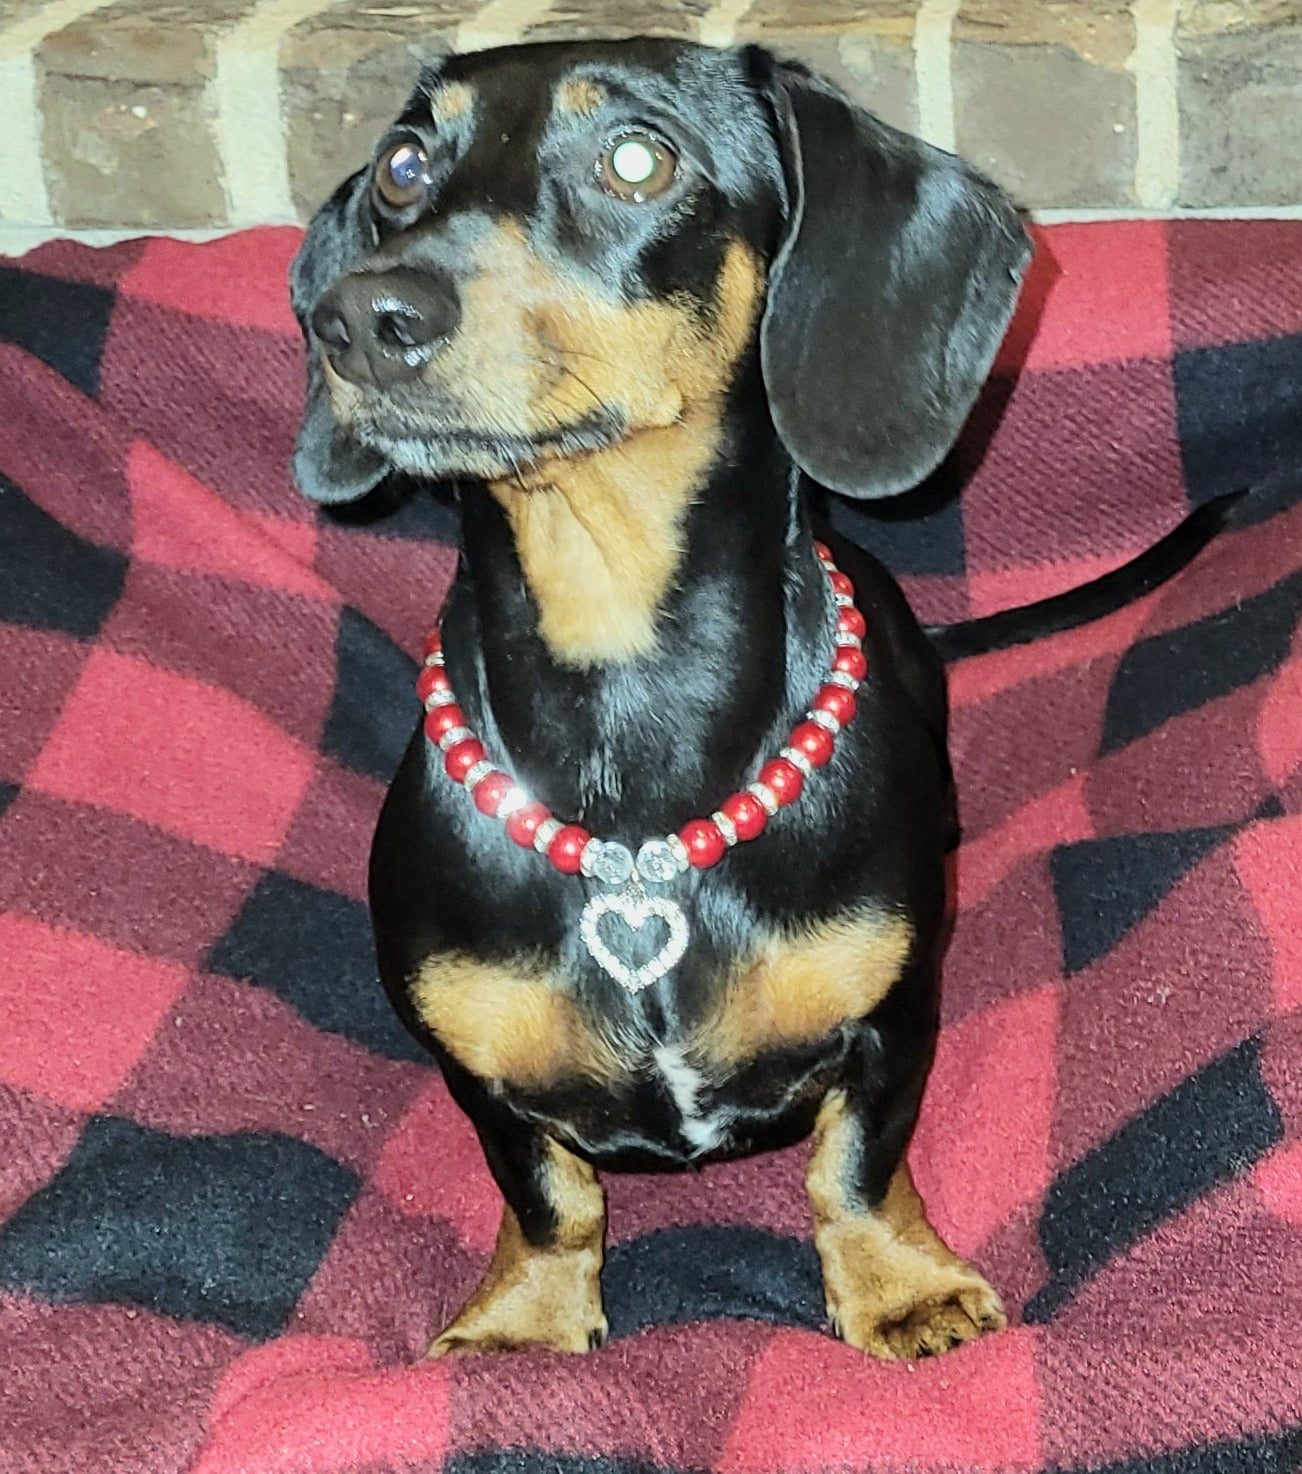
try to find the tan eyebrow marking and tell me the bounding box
[556,78,608,117]
[428,82,475,123]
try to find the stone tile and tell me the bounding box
[739,0,919,134]
[954,2,1137,208]
[1177,5,1302,208]
[282,0,478,219]
[39,74,226,228]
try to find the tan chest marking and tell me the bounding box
[702,909,915,1067]
[409,952,620,1088]
[486,240,766,666]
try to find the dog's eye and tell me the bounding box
[596,133,677,202]
[376,141,431,209]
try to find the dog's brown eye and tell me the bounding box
[597,133,677,202]
[376,141,431,209]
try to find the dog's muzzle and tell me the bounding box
[311,267,462,390]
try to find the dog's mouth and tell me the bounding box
[360,405,625,473]
[326,371,628,480]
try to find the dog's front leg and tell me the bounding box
[429,1089,607,1358]
[807,1000,1005,1359]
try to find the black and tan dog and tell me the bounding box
[288,39,1228,1360]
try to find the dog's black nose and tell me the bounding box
[311,268,461,388]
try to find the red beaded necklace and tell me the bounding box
[416,539,868,991]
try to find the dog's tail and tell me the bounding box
[926,486,1250,663]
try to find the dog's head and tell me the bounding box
[290,39,1030,507]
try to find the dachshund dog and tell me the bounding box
[288,38,1227,1360]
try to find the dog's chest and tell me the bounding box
[649,1042,731,1154]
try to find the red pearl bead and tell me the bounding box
[680,818,726,868]
[832,645,868,682]
[759,757,804,806]
[837,605,866,640]
[423,702,466,743]
[813,540,833,564]
[423,631,442,659]
[547,824,591,874]
[789,720,835,768]
[472,770,514,816]
[812,684,858,727]
[416,665,450,703]
[829,570,854,598]
[720,791,767,842]
[444,738,487,783]
[506,801,551,848]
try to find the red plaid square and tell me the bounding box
[997,220,1171,374]
[0,914,188,1111]
[913,984,1059,1258]
[1235,816,1302,1015]
[26,649,315,864]
[119,230,303,339]
[722,1325,1042,1472]
[127,440,333,602]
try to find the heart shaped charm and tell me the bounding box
[579,889,689,992]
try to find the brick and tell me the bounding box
[281,0,477,219]
[34,0,257,229]
[39,74,227,228]
[38,0,256,86]
[739,0,918,134]
[954,1,1137,209]
[1177,2,1302,208]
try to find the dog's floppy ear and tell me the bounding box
[289,171,388,504]
[759,62,1032,499]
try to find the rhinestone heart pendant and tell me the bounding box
[578,887,689,993]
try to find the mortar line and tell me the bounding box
[455,0,557,52]
[1131,0,1181,209]
[698,0,755,49]
[213,0,343,228]
[914,0,961,152]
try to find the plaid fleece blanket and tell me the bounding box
[0,220,1299,1474]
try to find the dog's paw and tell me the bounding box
[427,1307,608,1358]
[830,1269,1005,1360]
[426,1246,608,1359]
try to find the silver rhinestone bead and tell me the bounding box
[666,834,690,872]
[495,785,528,818]
[808,708,841,734]
[437,725,474,751]
[749,781,780,816]
[591,841,635,886]
[636,838,680,884]
[462,759,494,790]
[424,688,456,710]
[533,818,563,854]
[834,592,854,607]
[712,810,739,847]
[781,745,814,778]
[827,670,861,691]
[833,631,863,649]
[425,651,446,666]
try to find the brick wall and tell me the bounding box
[0,0,1298,245]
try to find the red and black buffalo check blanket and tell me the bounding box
[0,220,1299,1474]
